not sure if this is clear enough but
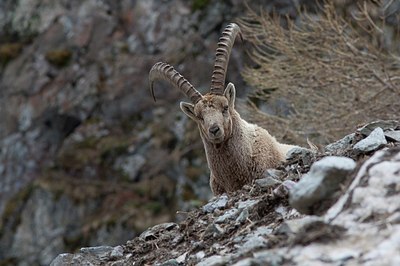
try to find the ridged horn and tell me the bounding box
[210,23,243,95]
[149,62,203,104]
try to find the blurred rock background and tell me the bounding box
[0,0,399,265]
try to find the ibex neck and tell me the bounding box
[200,110,253,192]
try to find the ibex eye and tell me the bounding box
[223,106,229,113]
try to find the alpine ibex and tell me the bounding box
[149,23,296,195]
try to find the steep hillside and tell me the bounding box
[51,121,400,265]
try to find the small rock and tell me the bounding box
[139,231,155,241]
[385,130,400,142]
[80,246,113,260]
[254,176,281,190]
[286,147,316,166]
[273,180,296,198]
[110,246,124,259]
[242,184,252,191]
[202,223,224,239]
[262,169,284,179]
[357,120,399,136]
[253,250,284,265]
[276,216,323,235]
[172,234,184,246]
[387,212,400,224]
[202,195,229,213]
[196,255,230,266]
[361,229,400,264]
[195,251,206,260]
[277,216,345,247]
[110,260,126,266]
[327,248,360,262]
[289,156,356,214]
[353,127,387,153]
[114,154,146,181]
[274,205,290,217]
[233,235,245,244]
[252,226,273,237]
[216,208,240,223]
[159,259,180,266]
[140,223,178,241]
[237,199,260,210]
[236,208,249,224]
[232,258,261,266]
[238,236,268,254]
[176,251,188,263]
[50,253,74,266]
[325,133,355,153]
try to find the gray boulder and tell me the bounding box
[286,147,315,166]
[50,253,74,266]
[276,216,323,235]
[357,120,399,136]
[325,133,355,153]
[353,127,387,153]
[289,156,356,215]
[196,255,231,266]
[385,130,400,142]
[254,176,281,191]
[202,195,229,213]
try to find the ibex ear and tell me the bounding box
[180,102,197,121]
[224,82,236,108]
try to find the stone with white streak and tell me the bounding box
[289,156,356,214]
[354,127,387,153]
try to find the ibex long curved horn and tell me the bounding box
[149,62,203,104]
[210,23,243,95]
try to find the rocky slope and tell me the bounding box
[50,120,400,265]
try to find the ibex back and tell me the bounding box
[149,23,296,195]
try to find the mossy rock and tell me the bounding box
[181,183,196,201]
[75,136,99,149]
[185,166,204,182]
[57,146,100,171]
[45,48,72,67]
[120,113,144,133]
[151,123,177,149]
[98,135,133,159]
[144,201,163,215]
[0,43,23,65]
[36,175,102,203]
[57,133,134,173]
[0,183,35,238]
[191,0,211,11]
[0,257,18,266]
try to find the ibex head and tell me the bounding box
[149,23,242,144]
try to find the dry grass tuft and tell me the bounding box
[239,3,400,145]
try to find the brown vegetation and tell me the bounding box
[0,43,22,66]
[240,3,400,145]
[45,48,72,67]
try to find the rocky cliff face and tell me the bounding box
[50,121,400,265]
[0,1,254,265]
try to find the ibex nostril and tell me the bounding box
[209,125,220,135]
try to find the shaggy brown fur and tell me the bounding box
[181,83,296,194]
